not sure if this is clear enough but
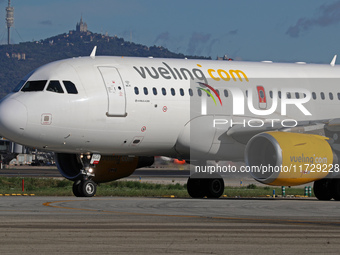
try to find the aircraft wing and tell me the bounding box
[227,120,327,144]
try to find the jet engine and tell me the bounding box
[55,153,154,183]
[245,132,335,186]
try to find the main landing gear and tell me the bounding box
[187,173,225,199]
[313,178,340,201]
[72,154,101,197]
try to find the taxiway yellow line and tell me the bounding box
[43,199,340,227]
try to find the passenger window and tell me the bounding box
[180,88,184,96]
[321,92,325,100]
[197,89,202,97]
[338,93,340,100]
[278,91,281,99]
[143,87,148,95]
[21,80,47,92]
[312,92,316,100]
[207,89,211,97]
[259,90,264,98]
[162,88,166,96]
[287,92,291,99]
[269,91,273,99]
[295,93,299,99]
[329,93,334,100]
[134,87,139,95]
[224,90,228,97]
[171,88,175,96]
[47,81,64,93]
[63,81,78,94]
[152,87,157,95]
[189,88,193,96]
[216,89,220,96]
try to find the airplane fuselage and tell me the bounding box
[1,56,340,161]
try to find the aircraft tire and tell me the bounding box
[206,178,224,198]
[313,179,332,200]
[331,179,340,201]
[187,177,206,198]
[80,180,97,197]
[72,181,83,197]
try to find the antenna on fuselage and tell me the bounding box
[331,55,337,66]
[90,46,97,59]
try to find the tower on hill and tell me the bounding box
[76,16,87,33]
[6,0,14,45]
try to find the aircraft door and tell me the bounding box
[256,86,267,109]
[98,67,127,117]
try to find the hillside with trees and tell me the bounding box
[0,30,210,98]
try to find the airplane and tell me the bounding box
[0,47,340,200]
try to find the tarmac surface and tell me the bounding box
[1,196,340,254]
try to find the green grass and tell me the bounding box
[0,177,74,196]
[224,185,310,198]
[0,177,312,197]
[98,181,188,197]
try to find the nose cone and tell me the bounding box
[0,98,27,140]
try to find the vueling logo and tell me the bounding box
[133,62,248,84]
[197,82,222,106]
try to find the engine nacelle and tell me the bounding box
[55,153,154,183]
[245,132,334,186]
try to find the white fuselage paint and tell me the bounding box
[0,56,340,161]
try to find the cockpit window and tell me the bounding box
[21,80,47,92]
[13,70,35,92]
[46,80,64,93]
[13,80,26,92]
[63,81,78,94]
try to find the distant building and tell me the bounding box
[76,16,87,33]
[217,55,233,61]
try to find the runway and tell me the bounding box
[0,196,340,254]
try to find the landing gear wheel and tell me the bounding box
[187,177,207,198]
[206,178,224,198]
[80,180,97,197]
[313,179,332,200]
[331,179,340,201]
[72,181,82,197]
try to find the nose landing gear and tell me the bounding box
[73,179,97,197]
[72,154,101,197]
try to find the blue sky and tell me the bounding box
[1,0,340,63]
